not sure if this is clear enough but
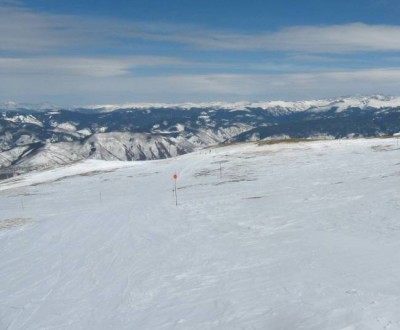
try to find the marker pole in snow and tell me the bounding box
[394,133,400,146]
[173,173,178,206]
[20,198,24,211]
[219,161,222,179]
[99,191,102,204]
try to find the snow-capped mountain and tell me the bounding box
[5,94,400,113]
[74,94,400,113]
[2,94,400,178]
[0,101,60,112]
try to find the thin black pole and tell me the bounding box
[174,179,178,206]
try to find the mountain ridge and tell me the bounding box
[2,94,400,178]
[3,94,400,113]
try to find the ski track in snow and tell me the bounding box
[1,139,400,329]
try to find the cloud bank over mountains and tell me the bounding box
[2,1,400,104]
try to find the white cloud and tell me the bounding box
[0,5,74,52]
[2,2,400,103]
[144,23,400,53]
[0,0,21,5]
[0,3,131,52]
[2,2,400,54]
[2,68,400,104]
[0,56,187,77]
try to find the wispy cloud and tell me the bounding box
[2,2,400,55]
[0,5,80,52]
[2,2,400,103]
[2,68,400,104]
[139,23,400,53]
[0,0,21,5]
[0,56,188,77]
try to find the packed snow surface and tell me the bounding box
[1,138,400,329]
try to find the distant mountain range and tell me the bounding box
[1,95,400,178]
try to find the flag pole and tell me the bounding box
[173,173,178,206]
[175,179,178,206]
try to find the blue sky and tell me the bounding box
[2,0,400,105]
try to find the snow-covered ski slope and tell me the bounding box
[1,138,400,329]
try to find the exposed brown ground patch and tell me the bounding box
[0,218,30,230]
